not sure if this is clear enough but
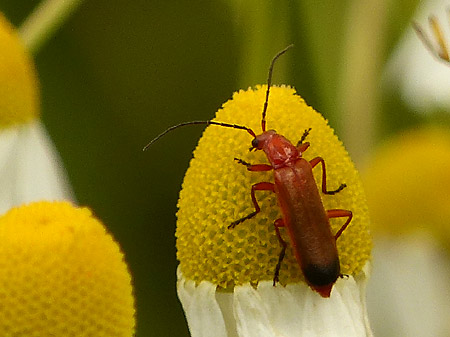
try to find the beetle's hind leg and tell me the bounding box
[273,218,287,285]
[327,209,353,240]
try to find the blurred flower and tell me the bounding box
[384,0,450,112]
[0,13,73,214]
[0,200,135,335]
[364,127,450,242]
[176,86,372,336]
[364,126,450,337]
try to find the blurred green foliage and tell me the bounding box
[0,0,428,335]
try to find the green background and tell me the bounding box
[0,1,424,335]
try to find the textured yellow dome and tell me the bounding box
[0,13,39,127]
[364,127,450,245]
[176,85,371,289]
[0,201,135,336]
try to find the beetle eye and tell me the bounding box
[251,138,259,148]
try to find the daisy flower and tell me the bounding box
[0,13,73,214]
[175,85,372,337]
[0,200,135,335]
[364,127,450,337]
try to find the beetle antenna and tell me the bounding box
[143,120,256,151]
[261,44,294,132]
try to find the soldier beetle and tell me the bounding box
[144,45,352,297]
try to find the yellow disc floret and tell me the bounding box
[363,126,450,249]
[0,13,39,127]
[176,85,371,289]
[0,201,135,336]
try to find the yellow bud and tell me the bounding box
[0,201,135,336]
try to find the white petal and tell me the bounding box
[0,120,74,213]
[178,264,372,337]
[232,284,278,337]
[367,234,450,337]
[384,0,450,112]
[177,268,228,337]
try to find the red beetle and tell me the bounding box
[145,45,352,297]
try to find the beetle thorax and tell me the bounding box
[254,130,300,169]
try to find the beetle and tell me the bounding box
[144,45,352,297]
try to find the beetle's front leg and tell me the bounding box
[296,128,312,147]
[228,182,275,229]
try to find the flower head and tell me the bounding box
[0,201,135,336]
[176,85,372,336]
[177,85,371,288]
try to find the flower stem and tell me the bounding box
[18,0,84,54]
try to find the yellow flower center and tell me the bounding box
[0,13,39,128]
[176,85,371,289]
[0,201,135,336]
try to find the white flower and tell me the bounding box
[384,0,450,112]
[363,127,450,337]
[173,84,373,337]
[178,265,372,337]
[0,13,73,214]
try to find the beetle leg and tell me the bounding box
[273,218,287,286]
[297,142,310,153]
[309,157,347,195]
[327,209,353,240]
[234,158,273,171]
[228,182,275,229]
[296,127,312,147]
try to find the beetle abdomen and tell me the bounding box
[303,258,340,286]
[274,159,341,297]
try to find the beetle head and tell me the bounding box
[250,130,277,151]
